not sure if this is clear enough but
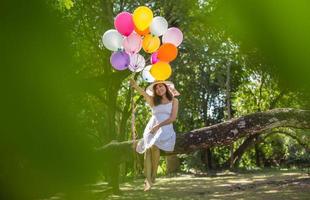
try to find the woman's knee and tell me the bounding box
[146,148,152,154]
[151,146,160,157]
[151,145,159,151]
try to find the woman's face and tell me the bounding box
[154,83,167,96]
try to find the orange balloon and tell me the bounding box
[142,34,160,53]
[135,27,150,36]
[157,43,178,62]
[150,62,172,81]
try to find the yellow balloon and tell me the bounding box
[142,34,160,53]
[150,62,172,81]
[133,6,153,31]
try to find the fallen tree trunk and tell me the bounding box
[98,108,310,158]
[97,108,310,193]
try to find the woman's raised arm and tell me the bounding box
[129,79,154,107]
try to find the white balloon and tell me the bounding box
[102,29,124,51]
[142,65,155,82]
[128,54,145,72]
[149,16,168,36]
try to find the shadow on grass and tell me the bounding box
[103,169,309,200]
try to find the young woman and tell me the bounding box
[130,79,179,191]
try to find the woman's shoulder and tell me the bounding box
[172,97,178,102]
[172,97,179,104]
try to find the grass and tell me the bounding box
[101,169,309,200]
[43,169,309,200]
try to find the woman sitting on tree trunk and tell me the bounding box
[130,79,179,191]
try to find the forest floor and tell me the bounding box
[45,169,309,200]
[99,169,310,200]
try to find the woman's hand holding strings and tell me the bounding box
[129,79,137,88]
[150,124,160,134]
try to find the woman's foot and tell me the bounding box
[144,179,152,191]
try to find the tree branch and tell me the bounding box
[97,108,310,160]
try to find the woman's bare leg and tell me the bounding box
[143,149,152,191]
[151,145,160,183]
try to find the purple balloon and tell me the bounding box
[110,51,130,70]
[151,52,158,64]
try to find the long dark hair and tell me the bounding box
[153,83,173,106]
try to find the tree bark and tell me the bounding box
[173,108,310,154]
[225,89,289,168]
[226,128,310,168]
[97,108,310,192]
[254,136,262,167]
[225,61,234,168]
[166,155,180,173]
[229,134,258,167]
[201,148,213,170]
[98,108,310,158]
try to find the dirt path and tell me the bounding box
[103,170,309,200]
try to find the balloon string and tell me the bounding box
[130,73,136,143]
[131,83,138,174]
[147,55,152,65]
[131,87,136,144]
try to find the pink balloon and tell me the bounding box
[162,27,183,47]
[123,32,142,54]
[151,52,158,64]
[114,12,134,36]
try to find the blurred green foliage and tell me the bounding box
[213,0,310,96]
[0,1,100,199]
[1,0,309,199]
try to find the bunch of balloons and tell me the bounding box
[102,6,183,82]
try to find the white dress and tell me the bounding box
[136,102,176,154]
